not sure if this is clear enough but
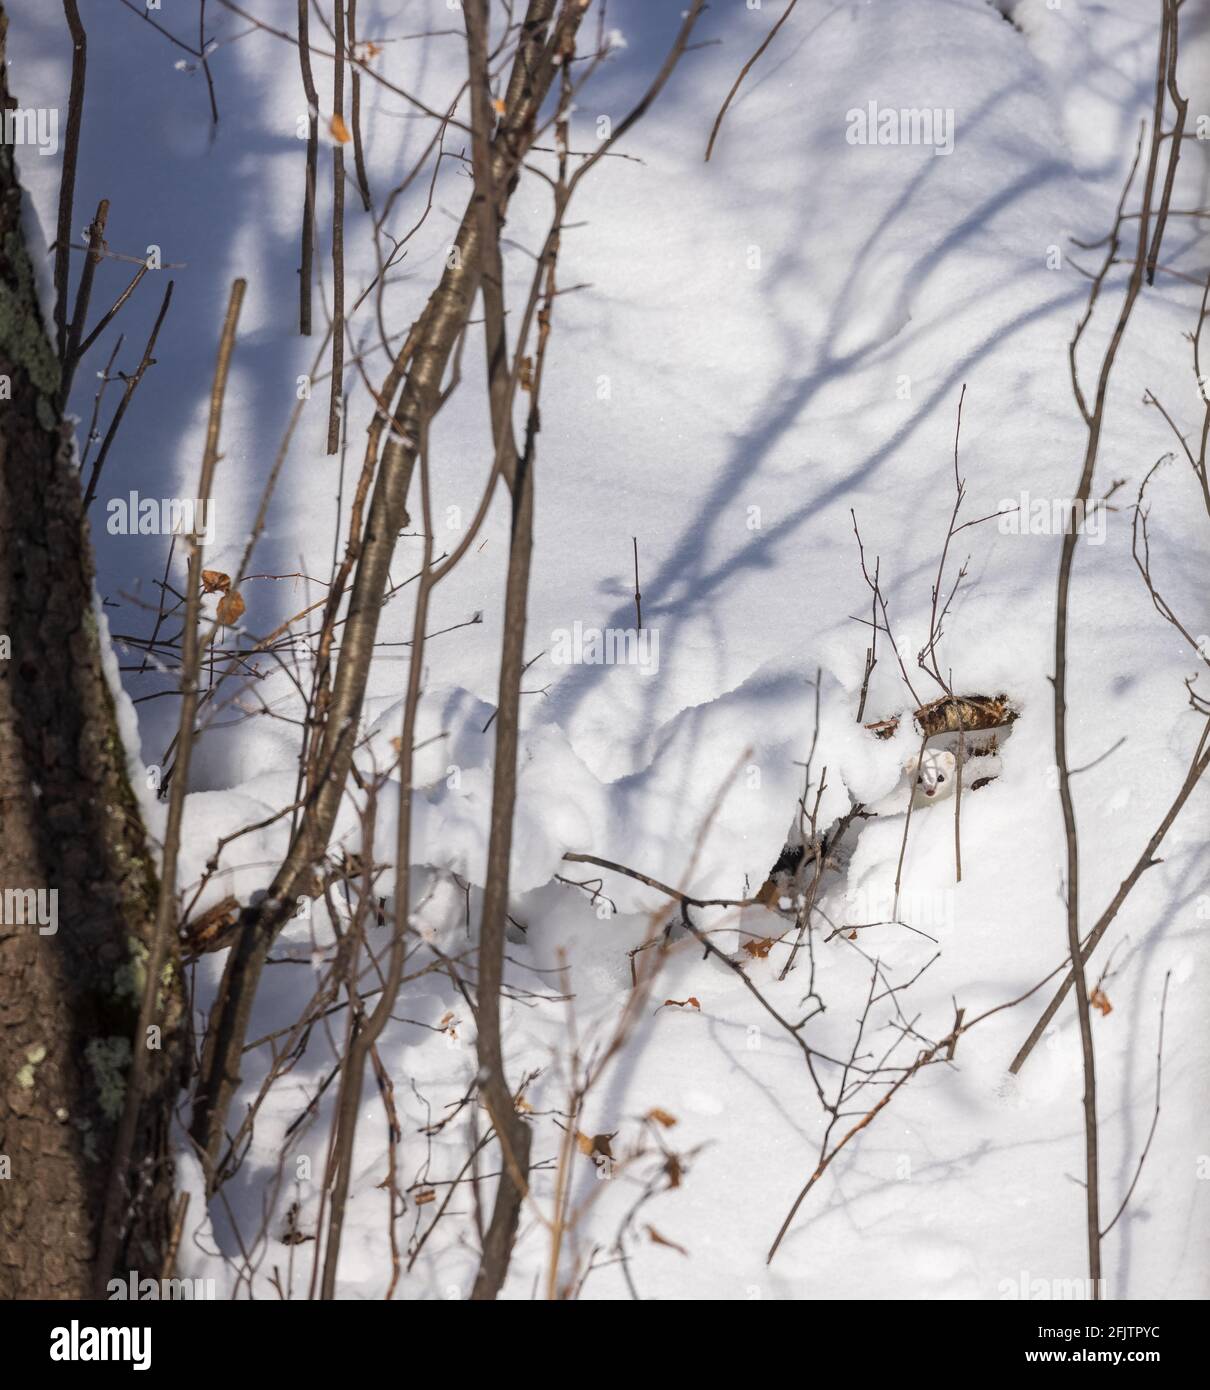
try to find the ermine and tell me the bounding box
[906,748,957,807]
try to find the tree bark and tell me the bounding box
[0,5,185,1298]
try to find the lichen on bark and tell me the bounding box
[0,2,186,1297]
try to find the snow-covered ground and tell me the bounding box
[9,0,1209,1298]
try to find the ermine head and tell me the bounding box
[906,748,957,799]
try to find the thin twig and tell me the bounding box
[704,0,800,163]
[82,282,175,510]
[1100,973,1169,1238]
[632,535,642,630]
[93,279,246,1295]
[54,0,87,362]
[297,0,319,335]
[327,0,347,451]
[59,199,108,408]
[348,0,373,212]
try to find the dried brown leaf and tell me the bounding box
[742,936,774,959]
[646,1225,688,1256]
[181,895,240,957]
[575,1131,614,1161]
[216,590,245,626]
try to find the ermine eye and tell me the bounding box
[937,774,946,783]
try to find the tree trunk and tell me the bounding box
[0,6,185,1298]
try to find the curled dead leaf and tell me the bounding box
[646,1107,678,1128]
[201,568,230,593]
[329,113,352,143]
[1090,987,1113,1017]
[661,997,700,1011]
[181,895,240,958]
[216,590,245,626]
[413,1188,437,1206]
[575,1131,614,1162]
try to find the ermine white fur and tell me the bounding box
[905,748,957,807]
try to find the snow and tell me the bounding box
[7,0,1208,1299]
